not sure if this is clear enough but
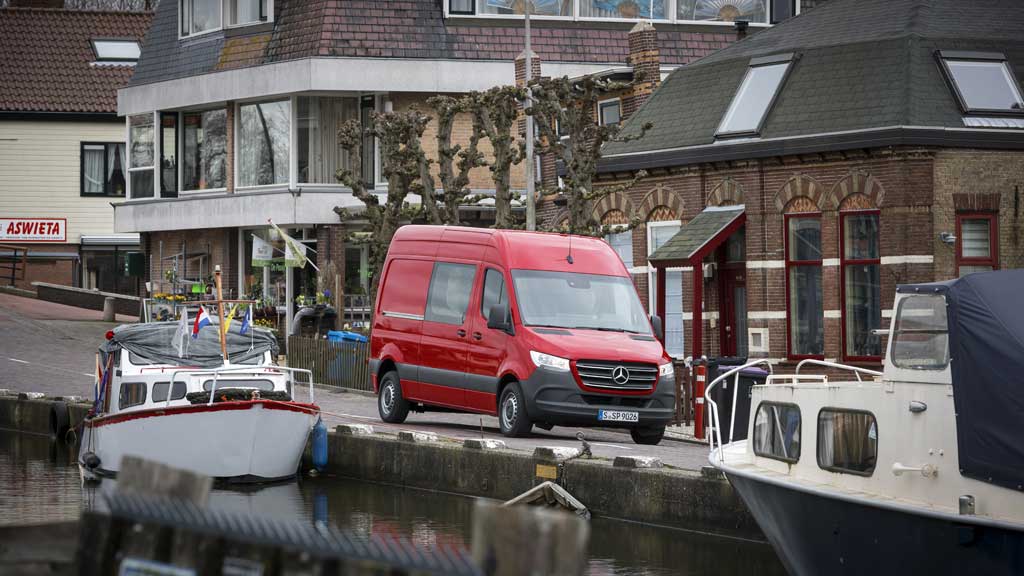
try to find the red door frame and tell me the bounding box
[718,265,746,357]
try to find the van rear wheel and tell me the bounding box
[378,371,410,424]
[630,426,665,445]
[499,382,533,437]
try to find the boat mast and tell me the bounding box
[213,265,229,365]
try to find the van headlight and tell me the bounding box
[530,351,570,372]
[659,362,675,378]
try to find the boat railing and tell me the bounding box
[704,359,775,464]
[167,365,315,408]
[765,374,828,386]
[795,359,883,382]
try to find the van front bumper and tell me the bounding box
[521,368,675,429]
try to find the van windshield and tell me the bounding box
[511,270,651,334]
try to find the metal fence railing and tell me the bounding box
[287,336,372,392]
[0,243,28,287]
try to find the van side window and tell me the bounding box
[481,268,507,321]
[753,402,801,463]
[426,263,477,325]
[378,259,434,319]
[119,382,147,410]
[818,409,877,476]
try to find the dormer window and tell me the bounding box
[716,53,793,137]
[939,51,1024,115]
[91,40,140,64]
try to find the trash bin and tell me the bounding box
[327,331,369,387]
[707,357,768,442]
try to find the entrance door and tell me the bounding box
[720,268,748,357]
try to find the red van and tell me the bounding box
[368,226,675,444]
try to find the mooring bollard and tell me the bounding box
[102,296,116,322]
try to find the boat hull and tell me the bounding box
[80,400,317,482]
[726,471,1024,576]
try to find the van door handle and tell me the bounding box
[457,329,467,337]
[472,332,483,340]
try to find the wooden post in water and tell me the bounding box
[472,500,590,576]
[214,265,228,364]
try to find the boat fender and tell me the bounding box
[312,416,328,472]
[49,402,70,440]
[82,452,101,470]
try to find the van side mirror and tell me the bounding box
[487,303,514,334]
[650,315,664,343]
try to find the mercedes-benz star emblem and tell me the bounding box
[611,366,630,385]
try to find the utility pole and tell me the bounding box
[524,0,536,231]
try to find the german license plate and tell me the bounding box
[598,410,638,423]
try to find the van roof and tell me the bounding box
[390,225,629,276]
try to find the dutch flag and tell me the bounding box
[192,305,211,339]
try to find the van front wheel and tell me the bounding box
[630,426,665,445]
[499,382,533,437]
[378,371,410,424]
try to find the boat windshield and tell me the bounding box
[890,294,949,370]
[511,270,651,334]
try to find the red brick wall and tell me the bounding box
[554,147,956,367]
[146,228,238,297]
[9,244,79,291]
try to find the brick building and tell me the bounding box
[112,0,818,329]
[547,0,1024,369]
[0,5,151,293]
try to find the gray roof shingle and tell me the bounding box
[648,207,744,264]
[603,0,1024,162]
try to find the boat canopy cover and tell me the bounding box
[898,269,1024,491]
[101,322,278,368]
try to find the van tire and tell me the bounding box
[498,382,533,437]
[630,426,665,445]
[378,371,410,424]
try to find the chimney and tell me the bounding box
[515,49,542,137]
[10,0,64,7]
[624,21,660,119]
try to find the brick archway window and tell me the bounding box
[839,199,881,361]
[785,198,824,359]
[602,210,633,268]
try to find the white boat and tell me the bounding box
[79,321,320,482]
[707,269,1024,576]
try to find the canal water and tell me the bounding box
[0,430,785,575]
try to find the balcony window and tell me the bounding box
[717,54,792,137]
[180,0,221,36]
[297,96,359,185]
[939,52,1024,115]
[182,109,227,191]
[160,113,178,197]
[228,0,268,26]
[238,100,290,187]
[128,114,154,199]
[81,143,126,197]
[478,0,571,17]
[956,214,998,276]
[581,0,666,20]
[678,0,767,23]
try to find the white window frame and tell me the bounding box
[442,0,775,26]
[225,0,274,28]
[178,108,230,195]
[126,112,158,201]
[647,220,684,358]
[598,97,622,126]
[234,98,293,191]
[179,0,224,39]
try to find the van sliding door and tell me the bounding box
[418,262,478,407]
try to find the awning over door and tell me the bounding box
[648,206,745,358]
[648,206,744,267]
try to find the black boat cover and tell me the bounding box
[898,269,1024,491]
[100,321,278,368]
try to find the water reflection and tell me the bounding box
[0,431,785,575]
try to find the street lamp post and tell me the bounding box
[524,0,536,231]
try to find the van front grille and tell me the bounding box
[575,360,658,391]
